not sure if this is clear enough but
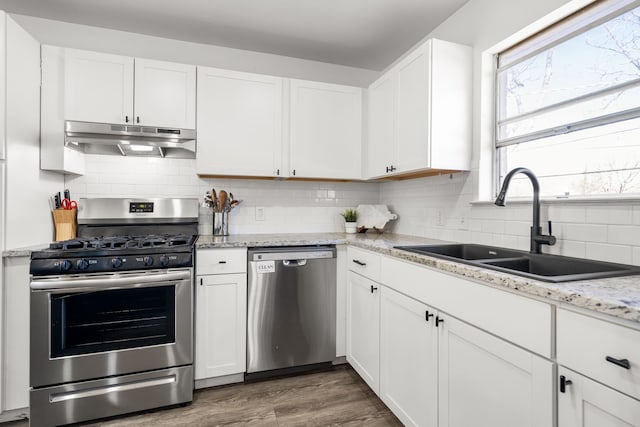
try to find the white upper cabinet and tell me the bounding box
[367,73,394,177]
[64,48,134,125]
[196,67,284,177]
[62,48,195,128]
[289,79,362,180]
[367,38,472,179]
[134,58,195,129]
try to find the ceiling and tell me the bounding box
[0,0,468,70]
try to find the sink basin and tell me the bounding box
[394,244,640,283]
[395,244,524,261]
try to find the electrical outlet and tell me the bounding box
[436,209,445,227]
[459,212,469,230]
[255,206,265,221]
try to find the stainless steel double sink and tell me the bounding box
[394,244,640,283]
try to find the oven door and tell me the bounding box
[30,269,192,388]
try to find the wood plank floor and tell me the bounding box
[10,365,402,426]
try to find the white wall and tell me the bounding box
[379,0,640,266]
[10,14,378,87]
[4,17,64,249]
[64,155,379,235]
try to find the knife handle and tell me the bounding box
[64,189,70,200]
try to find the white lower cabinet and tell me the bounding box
[438,314,554,427]
[346,247,554,427]
[558,367,640,427]
[195,248,247,383]
[346,271,380,393]
[380,286,438,427]
[195,273,247,380]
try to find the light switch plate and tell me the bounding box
[255,206,265,221]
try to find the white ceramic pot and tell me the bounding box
[345,222,357,234]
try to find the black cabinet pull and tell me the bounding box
[136,116,140,124]
[218,260,227,264]
[425,311,434,322]
[125,115,129,123]
[292,169,296,176]
[386,166,391,173]
[559,375,572,393]
[352,259,366,266]
[606,356,631,369]
[435,316,444,327]
[370,285,378,293]
[390,165,396,172]
[276,169,280,175]
[199,278,203,286]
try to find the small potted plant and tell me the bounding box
[341,208,358,234]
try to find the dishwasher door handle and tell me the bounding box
[282,259,308,267]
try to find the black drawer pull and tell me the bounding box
[606,356,631,369]
[218,260,227,264]
[352,259,366,266]
[370,285,378,293]
[425,311,434,322]
[559,375,572,393]
[200,278,203,286]
[435,316,444,327]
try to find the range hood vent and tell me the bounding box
[64,121,196,158]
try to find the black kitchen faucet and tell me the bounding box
[495,167,556,254]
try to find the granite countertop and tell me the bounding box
[2,243,49,258]
[5,233,640,324]
[198,232,640,323]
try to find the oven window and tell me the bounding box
[50,286,176,358]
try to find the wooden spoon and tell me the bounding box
[218,190,228,213]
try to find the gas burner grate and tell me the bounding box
[49,233,197,252]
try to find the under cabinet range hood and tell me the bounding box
[64,121,197,158]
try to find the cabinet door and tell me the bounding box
[439,314,553,427]
[3,257,30,411]
[395,41,431,174]
[346,271,380,393]
[289,79,362,179]
[195,273,247,379]
[367,72,395,179]
[134,58,195,129]
[196,67,283,177]
[379,286,437,427]
[64,48,133,124]
[559,367,640,427]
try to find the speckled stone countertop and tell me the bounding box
[2,243,49,258]
[197,232,640,323]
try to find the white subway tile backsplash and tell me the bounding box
[562,223,608,243]
[547,205,586,223]
[585,242,633,264]
[503,221,531,237]
[586,205,634,225]
[634,247,640,266]
[607,225,640,245]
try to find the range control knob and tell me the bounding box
[112,257,123,268]
[143,256,154,267]
[59,260,72,272]
[159,255,170,267]
[76,259,89,270]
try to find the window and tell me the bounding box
[496,0,640,197]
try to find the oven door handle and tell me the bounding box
[30,270,191,291]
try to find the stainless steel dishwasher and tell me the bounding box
[247,246,336,377]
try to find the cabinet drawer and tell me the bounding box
[347,246,380,282]
[557,309,640,400]
[196,248,247,275]
[380,256,552,357]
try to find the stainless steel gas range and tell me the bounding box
[29,198,199,427]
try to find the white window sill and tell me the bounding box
[471,194,640,206]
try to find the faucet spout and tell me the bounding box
[494,167,555,254]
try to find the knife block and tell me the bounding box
[52,208,77,241]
